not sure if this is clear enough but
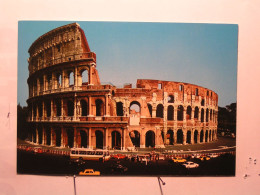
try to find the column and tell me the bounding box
[42,101,45,119]
[74,67,78,89]
[61,126,65,147]
[62,70,65,89]
[140,129,145,148]
[191,107,195,122]
[198,107,201,121]
[183,106,186,122]
[73,97,77,120]
[174,106,177,121]
[173,129,177,144]
[51,99,53,120]
[203,129,206,143]
[88,96,93,116]
[42,126,46,145]
[191,129,194,144]
[36,127,39,144]
[43,74,46,91]
[152,106,156,118]
[183,130,186,145]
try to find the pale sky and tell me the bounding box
[18,21,238,107]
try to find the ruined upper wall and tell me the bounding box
[136,79,218,105]
[28,23,96,75]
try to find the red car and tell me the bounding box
[112,154,126,159]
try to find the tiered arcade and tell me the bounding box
[27,23,218,150]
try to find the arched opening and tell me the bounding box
[210,109,213,121]
[201,108,204,122]
[130,101,141,115]
[55,128,61,147]
[194,130,198,143]
[33,104,37,118]
[95,99,104,116]
[206,108,209,122]
[38,127,43,144]
[209,130,212,142]
[186,106,192,120]
[80,130,88,148]
[168,95,174,103]
[66,128,74,148]
[148,104,152,117]
[80,100,88,116]
[200,130,204,142]
[67,100,74,116]
[201,99,205,106]
[56,73,62,89]
[116,102,124,116]
[156,104,164,118]
[46,127,51,146]
[95,130,103,149]
[81,69,88,85]
[69,71,74,86]
[55,99,61,117]
[38,103,43,117]
[194,107,199,120]
[145,130,155,147]
[167,105,174,120]
[47,74,52,90]
[177,129,183,144]
[205,130,209,142]
[186,131,191,144]
[46,100,51,117]
[32,128,37,143]
[39,77,44,92]
[177,105,184,121]
[129,130,140,147]
[112,131,121,149]
[167,130,174,145]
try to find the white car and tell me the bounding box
[183,161,199,169]
[208,154,218,158]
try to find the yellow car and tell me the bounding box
[172,157,187,163]
[79,169,100,176]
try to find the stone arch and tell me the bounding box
[129,130,140,147]
[147,103,152,117]
[80,130,88,148]
[38,102,43,117]
[177,129,183,144]
[156,104,164,118]
[145,130,155,147]
[54,128,61,147]
[130,101,141,114]
[56,72,62,89]
[201,108,204,122]
[66,128,74,148]
[201,99,205,106]
[194,130,198,144]
[112,130,121,149]
[186,130,191,144]
[177,105,184,121]
[54,99,61,117]
[168,95,174,103]
[32,128,37,143]
[45,99,51,117]
[80,99,88,116]
[79,69,89,86]
[186,106,192,120]
[210,109,213,121]
[38,126,43,145]
[95,130,103,149]
[200,130,204,142]
[194,106,199,120]
[167,105,174,120]
[46,127,51,146]
[68,71,74,86]
[205,130,209,142]
[67,100,74,116]
[116,102,124,116]
[206,108,209,122]
[167,129,174,145]
[209,130,212,142]
[95,99,104,116]
[46,74,52,90]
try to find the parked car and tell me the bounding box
[111,154,127,159]
[183,161,199,169]
[208,153,218,158]
[79,169,100,176]
[172,157,187,163]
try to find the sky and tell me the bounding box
[18,21,238,107]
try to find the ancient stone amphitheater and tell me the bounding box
[27,23,218,150]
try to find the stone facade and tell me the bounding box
[27,23,218,150]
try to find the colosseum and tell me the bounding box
[27,23,218,150]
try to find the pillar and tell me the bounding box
[191,129,194,144]
[183,106,186,122]
[74,127,77,148]
[183,130,186,145]
[174,106,177,121]
[140,129,145,148]
[122,128,126,150]
[191,107,195,122]
[173,129,177,144]
[105,95,109,116]
[61,127,65,147]
[88,96,93,116]
[104,128,108,150]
